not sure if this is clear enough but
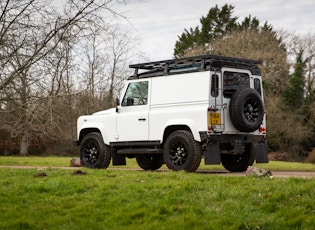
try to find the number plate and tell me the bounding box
[209,112,221,125]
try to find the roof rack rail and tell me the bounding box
[129,54,262,79]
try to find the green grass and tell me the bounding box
[1,156,315,171]
[256,161,315,171]
[0,168,315,229]
[0,156,70,167]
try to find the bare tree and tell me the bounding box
[0,0,127,155]
[0,0,121,91]
[76,23,140,114]
[105,25,138,107]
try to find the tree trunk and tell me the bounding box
[20,127,30,155]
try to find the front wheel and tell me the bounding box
[80,132,111,169]
[163,130,202,172]
[136,154,164,171]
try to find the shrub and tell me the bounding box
[305,148,315,164]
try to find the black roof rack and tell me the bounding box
[129,54,262,79]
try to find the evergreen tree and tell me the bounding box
[198,4,238,44]
[174,4,238,58]
[239,15,260,30]
[174,4,263,58]
[282,49,306,111]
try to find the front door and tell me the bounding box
[116,80,150,142]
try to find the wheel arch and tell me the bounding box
[79,127,108,145]
[79,128,99,142]
[163,123,202,143]
[163,125,190,143]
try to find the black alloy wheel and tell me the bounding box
[80,132,111,169]
[229,88,264,132]
[163,130,202,172]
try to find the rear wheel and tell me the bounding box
[163,130,202,172]
[136,154,164,171]
[221,147,254,172]
[80,132,111,169]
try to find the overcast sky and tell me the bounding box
[113,0,315,61]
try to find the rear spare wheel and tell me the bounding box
[229,88,264,132]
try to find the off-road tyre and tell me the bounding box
[80,132,111,169]
[163,130,202,172]
[221,146,255,172]
[229,88,264,132]
[136,154,164,171]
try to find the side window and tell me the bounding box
[122,81,148,106]
[211,74,219,97]
[223,71,250,98]
[254,78,261,95]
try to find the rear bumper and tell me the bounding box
[204,134,268,164]
[208,134,265,144]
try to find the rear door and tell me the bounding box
[208,71,225,133]
[221,68,251,133]
[208,68,252,133]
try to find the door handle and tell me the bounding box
[138,118,146,121]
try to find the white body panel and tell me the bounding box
[77,108,117,144]
[149,71,210,141]
[116,105,149,141]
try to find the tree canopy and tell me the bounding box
[174,4,266,58]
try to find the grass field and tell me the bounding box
[1,155,315,171]
[0,156,315,229]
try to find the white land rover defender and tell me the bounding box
[74,54,268,172]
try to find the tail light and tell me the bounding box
[259,126,266,134]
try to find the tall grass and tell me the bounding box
[0,168,315,229]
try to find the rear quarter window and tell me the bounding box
[223,71,250,98]
[254,78,262,95]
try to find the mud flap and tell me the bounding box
[204,144,221,164]
[253,142,268,163]
[111,148,126,166]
